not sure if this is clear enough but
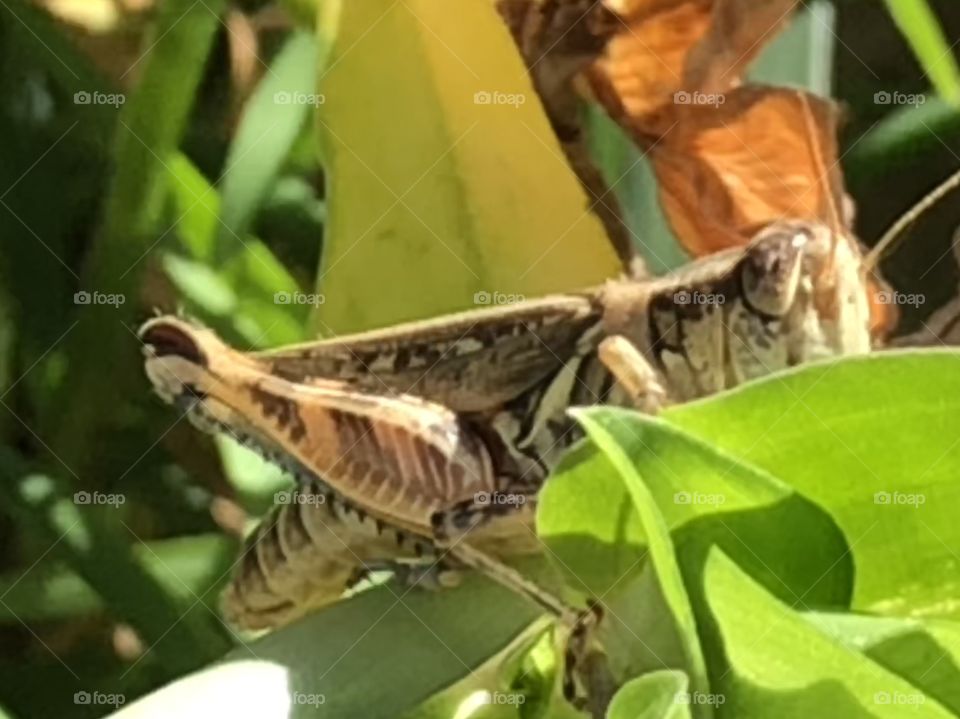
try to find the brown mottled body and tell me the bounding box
[141,220,873,630]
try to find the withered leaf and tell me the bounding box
[589,0,799,137]
[648,86,845,255]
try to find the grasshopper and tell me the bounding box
[140,219,873,704]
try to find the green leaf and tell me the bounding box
[883,0,960,103]
[218,31,318,248]
[539,408,852,698]
[106,573,543,719]
[401,619,551,719]
[163,153,307,348]
[847,97,960,180]
[663,350,960,617]
[606,671,691,719]
[808,613,960,714]
[313,0,621,333]
[699,549,953,718]
[570,409,712,719]
[540,410,851,607]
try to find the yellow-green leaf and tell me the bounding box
[313,0,621,332]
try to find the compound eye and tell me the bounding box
[740,227,809,317]
[140,320,207,367]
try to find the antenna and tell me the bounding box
[865,165,960,272]
[796,90,842,278]
[798,91,843,237]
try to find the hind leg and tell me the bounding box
[429,496,611,716]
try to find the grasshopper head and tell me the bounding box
[601,218,873,400]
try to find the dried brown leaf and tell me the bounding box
[589,0,798,136]
[648,86,844,254]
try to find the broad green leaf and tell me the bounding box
[607,671,691,719]
[664,350,960,617]
[808,613,960,714]
[107,573,542,719]
[539,410,851,607]
[883,0,960,103]
[539,409,852,699]
[572,410,712,719]
[313,0,621,332]
[218,31,318,248]
[698,549,952,718]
